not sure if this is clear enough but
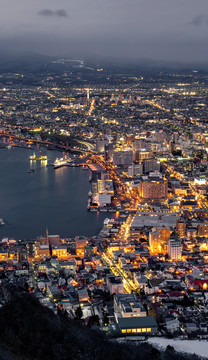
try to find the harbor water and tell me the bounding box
[0,147,110,240]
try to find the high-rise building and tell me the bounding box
[176,220,186,237]
[198,222,208,237]
[113,151,123,165]
[96,138,108,153]
[128,164,143,178]
[168,238,182,260]
[132,139,146,152]
[105,143,113,161]
[156,226,171,243]
[113,151,133,165]
[86,88,90,101]
[136,150,150,162]
[140,172,167,201]
[143,158,160,174]
[149,231,161,254]
[123,151,133,165]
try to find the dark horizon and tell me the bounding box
[1,48,208,71]
[0,0,208,64]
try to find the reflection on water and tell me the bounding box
[0,147,110,240]
[115,211,120,219]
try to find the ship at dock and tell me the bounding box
[29,152,47,161]
[53,155,72,169]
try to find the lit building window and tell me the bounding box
[127,329,131,333]
[137,328,141,332]
[147,328,151,332]
[203,283,208,290]
[142,328,146,332]
[122,329,126,333]
[132,329,137,333]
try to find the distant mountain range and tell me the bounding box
[0,50,208,74]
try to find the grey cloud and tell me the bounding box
[55,9,68,17]
[38,9,69,18]
[38,9,54,16]
[189,14,208,26]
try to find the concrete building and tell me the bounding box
[104,143,113,161]
[75,236,88,258]
[113,150,133,165]
[96,138,108,153]
[140,173,167,201]
[176,220,186,237]
[143,158,160,174]
[156,226,171,243]
[34,244,50,259]
[106,275,124,295]
[51,245,69,260]
[98,193,111,205]
[97,179,114,195]
[114,293,146,319]
[117,316,158,335]
[48,235,61,246]
[132,139,146,152]
[128,164,143,178]
[135,150,150,162]
[131,212,178,229]
[168,238,182,260]
[198,222,208,237]
[186,228,197,239]
[149,231,162,254]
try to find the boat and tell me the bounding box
[7,145,12,149]
[29,152,47,161]
[53,156,72,169]
[28,169,35,173]
[0,216,5,226]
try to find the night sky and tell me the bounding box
[1,0,208,61]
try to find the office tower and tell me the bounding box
[143,158,160,174]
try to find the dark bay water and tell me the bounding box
[0,147,110,240]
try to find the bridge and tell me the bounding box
[0,132,95,154]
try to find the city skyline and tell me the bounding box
[1,2,208,357]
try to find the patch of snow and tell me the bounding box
[147,337,208,359]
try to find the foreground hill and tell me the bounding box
[0,294,202,360]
